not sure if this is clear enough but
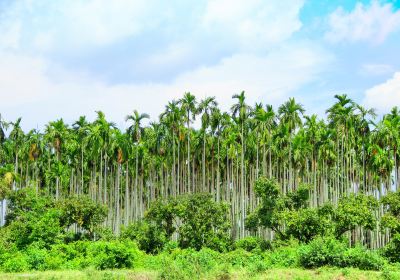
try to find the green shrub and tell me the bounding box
[298,236,346,268]
[121,221,167,254]
[2,253,29,272]
[340,245,386,270]
[383,233,400,263]
[25,244,48,270]
[87,241,139,270]
[299,236,385,270]
[170,248,220,275]
[223,249,253,268]
[234,236,271,252]
[267,240,300,268]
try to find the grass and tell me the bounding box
[0,267,397,280]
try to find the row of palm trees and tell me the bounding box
[0,93,399,244]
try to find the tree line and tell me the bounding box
[0,92,399,247]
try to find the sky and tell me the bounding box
[1,0,400,131]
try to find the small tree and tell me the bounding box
[57,196,107,237]
[145,193,231,251]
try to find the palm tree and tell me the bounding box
[160,100,183,197]
[179,92,197,193]
[355,105,376,191]
[278,98,305,191]
[44,119,69,199]
[198,97,218,191]
[73,116,89,193]
[126,110,149,220]
[254,104,276,178]
[94,111,116,205]
[231,91,250,238]
[382,107,400,190]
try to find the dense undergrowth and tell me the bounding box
[0,238,389,278]
[1,179,400,279]
[0,237,398,277]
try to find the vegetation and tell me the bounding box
[2,93,400,278]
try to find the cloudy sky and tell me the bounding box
[1,0,400,130]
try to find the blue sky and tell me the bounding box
[1,0,400,130]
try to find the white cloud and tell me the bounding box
[0,43,329,130]
[0,0,163,52]
[325,1,400,44]
[0,0,332,131]
[363,72,400,113]
[0,21,22,49]
[361,63,394,76]
[1,0,305,54]
[202,0,304,50]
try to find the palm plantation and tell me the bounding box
[1,92,400,250]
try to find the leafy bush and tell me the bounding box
[87,241,139,270]
[2,253,29,272]
[223,249,253,267]
[267,241,300,268]
[146,193,232,251]
[340,245,386,270]
[121,221,167,254]
[383,233,400,263]
[57,196,107,236]
[25,244,48,270]
[298,236,347,268]
[234,236,271,252]
[299,236,385,270]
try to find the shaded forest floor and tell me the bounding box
[0,267,398,280]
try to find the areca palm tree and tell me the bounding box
[126,110,149,220]
[73,116,89,193]
[160,100,183,196]
[198,97,218,191]
[45,119,69,199]
[278,98,305,191]
[231,91,250,238]
[179,92,197,193]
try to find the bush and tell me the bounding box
[340,245,386,270]
[87,240,139,270]
[267,241,300,268]
[2,253,29,272]
[234,236,271,252]
[383,233,400,263]
[25,244,48,270]
[121,221,167,254]
[48,241,94,269]
[298,236,346,268]
[146,193,232,252]
[223,249,253,268]
[299,236,385,270]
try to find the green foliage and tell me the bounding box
[341,245,386,270]
[247,177,330,242]
[248,177,379,244]
[299,236,386,270]
[121,221,167,254]
[381,191,400,234]
[174,194,231,251]
[383,233,400,263]
[87,241,139,270]
[279,207,333,243]
[5,187,54,224]
[2,187,107,249]
[5,207,63,249]
[334,194,378,237]
[2,253,29,272]
[57,196,107,235]
[299,236,348,268]
[234,236,271,252]
[146,193,232,251]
